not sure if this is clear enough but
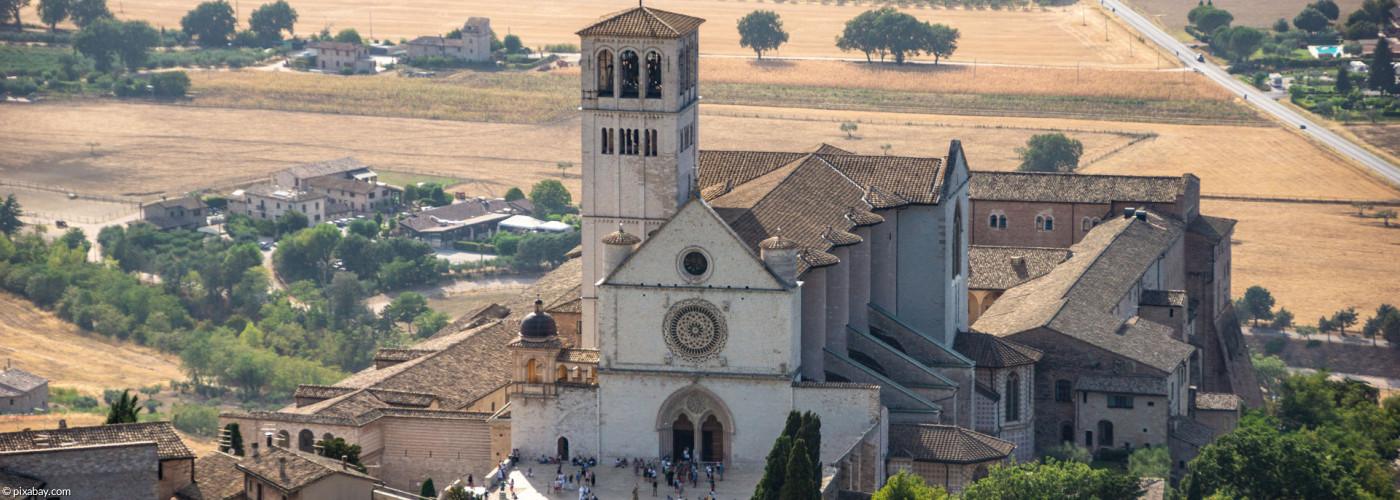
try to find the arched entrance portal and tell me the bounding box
[656,386,735,465]
[557,437,570,460]
[672,415,694,460]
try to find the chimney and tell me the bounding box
[265,432,274,448]
[57,419,66,429]
[341,455,348,470]
[279,457,287,480]
[1010,256,1028,279]
[1123,207,1135,219]
[1135,209,1147,221]
[759,235,800,287]
[600,223,641,278]
[251,443,259,457]
[1188,385,1198,418]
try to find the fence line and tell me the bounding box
[0,180,142,206]
[1200,193,1400,206]
[19,210,136,225]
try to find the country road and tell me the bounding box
[1099,0,1400,185]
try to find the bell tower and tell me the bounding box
[576,6,705,349]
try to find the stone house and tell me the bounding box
[230,158,398,222]
[406,18,492,63]
[0,421,196,500]
[398,198,532,247]
[0,367,47,414]
[138,196,208,231]
[886,423,1015,495]
[235,445,379,499]
[969,171,1199,248]
[308,41,374,74]
[228,184,331,224]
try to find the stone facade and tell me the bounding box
[0,442,160,500]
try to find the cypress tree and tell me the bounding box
[755,435,792,500]
[1370,38,1395,94]
[781,410,803,439]
[421,478,437,499]
[1336,65,1352,94]
[801,411,822,482]
[226,422,245,456]
[778,439,815,500]
[104,389,140,424]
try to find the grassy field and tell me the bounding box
[375,170,468,189]
[1125,0,1364,32]
[26,0,1163,68]
[1206,199,1400,325]
[0,292,185,396]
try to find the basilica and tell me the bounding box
[221,5,1261,496]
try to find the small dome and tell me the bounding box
[601,226,641,246]
[520,299,557,341]
[759,235,799,250]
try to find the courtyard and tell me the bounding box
[452,459,764,500]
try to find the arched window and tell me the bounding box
[951,204,963,279]
[998,215,1006,228]
[989,214,998,228]
[1092,217,1100,227]
[1035,216,1044,230]
[1082,217,1092,231]
[298,429,315,452]
[597,50,614,97]
[557,365,568,382]
[1055,379,1072,402]
[1045,217,1054,230]
[526,358,540,383]
[1005,372,1021,422]
[1098,420,1114,446]
[645,51,663,98]
[677,47,687,97]
[619,50,640,98]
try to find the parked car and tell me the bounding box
[1195,53,1205,62]
[259,241,271,250]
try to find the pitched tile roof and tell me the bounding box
[887,424,1015,464]
[0,369,46,393]
[1076,375,1168,396]
[557,349,599,363]
[967,246,1071,290]
[953,331,1043,368]
[282,157,369,180]
[969,171,1188,204]
[307,42,367,52]
[175,453,245,500]
[1195,392,1242,411]
[0,422,193,460]
[148,196,206,211]
[308,176,379,194]
[407,36,466,47]
[1169,416,1216,448]
[972,210,1195,373]
[235,446,377,493]
[0,470,43,500]
[575,6,705,39]
[400,199,530,232]
[1140,290,1187,308]
[1187,214,1236,243]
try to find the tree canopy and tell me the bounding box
[1370,38,1396,94]
[503,187,525,202]
[67,0,110,28]
[1016,133,1083,173]
[181,0,237,46]
[737,10,790,59]
[1190,5,1234,33]
[37,0,67,31]
[1294,7,1330,34]
[1311,0,1341,20]
[836,8,959,64]
[959,459,1141,499]
[0,0,30,28]
[1240,285,1275,327]
[73,19,158,73]
[249,0,298,44]
[0,195,22,236]
[529,179,573,218]
[334,28,361,44]
[873,470,948,500]
[1212,25,1265,62]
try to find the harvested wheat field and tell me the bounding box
[0,102,581,199]
[0,292,185,396]
[1204,199,1400,324]
[27,0,1160,68]
[1344,124,1400,166]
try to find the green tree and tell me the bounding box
[317,437,364,470]
[276,210,308,236]
[1251,353,1289,397]
[1333,307,1359,336]
[872,470,947,500]
[327,271,367,330]
[1042,442,1091,463]
[421,478,437,500]
[1273,17,1291,32]
[1311,0,1341,20]
[382,291,427,331]
[840,121,858,138]
[777,439,815,500]
[0,0,30,28]
[150,71,191,97]
[334,28,361,44]
[104,389,141,424]
[1241,285,1275,327]
[181,0,236,46]
[1271,307,1295,330]
[347,219,379,239]
[1194,6,1234,34]
[529,179,572,218]
[249,0,297,43]
[37,0,67,31]
[0,195,21,236]
[1376,209,1398,226]
[74,19,158,73]
[1369,38,1395,93]
[960,459,1140,499]
[503,187,525,201]
[1336,65,1354,94]
[412,310,450,338]
[224,422,245,455]
[1128,446,1169,479]
[1214,25,1265,61]
[924,23,960,65]
[737,10,789,59]
[837,8,889,63]
[67,0,109,28]
[1016,133,1083,173]
[755,435,792,500]
[59,227,87,250]
[1294,7,1330,34]
[503,33,522,54]
[800,411,821,482]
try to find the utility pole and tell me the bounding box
[1077,61,1080,84]
[369,9,373,40]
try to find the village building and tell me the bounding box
[137,196,209,231]
[0,366,47,414]
[0,421,195,500]
[176,445,381,500]
[308,41,375,74]
[229,158,399,222]
[222,5,1261,495]
[398,198,533,247]
[405,18,494,63]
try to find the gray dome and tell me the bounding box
[520,299,557,341]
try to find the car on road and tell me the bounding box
[1195,53,1205,62]
[259,241,271,251]
[1300,124,1307,130]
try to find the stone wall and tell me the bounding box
[0,442,159,500]
[1076,392,1168,451]
[0,383,47,414]
[377,416,494,492]
[793,384,882,465]
[159,458,195,500]
[510,386,600,462]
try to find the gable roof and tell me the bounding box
[235,446,377,493]
[147,196,205,211]
[1076,374,1168,396]
[972,210,1194,373]
[604,197,786,288]
[175,453,245,500]
[887,423,1015,464]
[0,368,46,393]
[967,246,1071,290]
[307,41,367,52]
[953,331,1043,368]
[0,422,193,461]
[576,6,705,39]
[282,157,369,181]
[308,176,379,194]
[407,36,466,47]
[1187,214,1236,243]
[969,171,1189,204]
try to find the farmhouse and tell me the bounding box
[228,184,331,224]
[0,366,47,414]
[230,158,400,222]
[405,18,494,63]
[221,5,1260,495]
[137,196,208,231]
[398,198,533,247]
[308,41,374,74]
[0,421,195,500]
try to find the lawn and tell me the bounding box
[376,170,467,189]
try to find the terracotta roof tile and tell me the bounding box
[148,196,206,211]
[1140,290,1187,308]
[1187,214,1236,243]
[0,368,46,393]
[557,349,600,363]
[969,171,1188,204]
[1076,375,1167,396]
[175,452,245,500]
[887,423,1015,464]
[0,422,193,460]
[575,6,704,38]
[235,446,377,492]
[967,246,1071,290]
[953,331,1043,368]
[1195,392,1242,411]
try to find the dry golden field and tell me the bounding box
[1204,199,1400,324]
[1125,0,1364,32]
[1345,124,1400,164]
[0,292,185,396]
[25,0,1162,68]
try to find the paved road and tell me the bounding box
[1098,0,1400,185]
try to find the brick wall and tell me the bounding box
[160,458,195,500]
[377,416,493,492]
